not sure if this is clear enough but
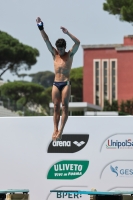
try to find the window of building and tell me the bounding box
[112,61,116,101]
[103,61,108,100]
[95,61,100,105]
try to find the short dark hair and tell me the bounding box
[55,38,66,48]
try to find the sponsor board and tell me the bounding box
[47,160,89,179]
[108,187,133,192]
[55,191,82,199]
[100,160,133,179]
[100,134,133,152]
[1,116,133,200]
[47,186,89,200]
[47,134,89,153]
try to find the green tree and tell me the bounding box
[119,99,132,115]
[17,73,28,80]
[103,99,112,111]
[130,99,133,114]
[111,100,119,111]
[29,71,54,88]
[103,0,133,23]
[0,82,46,110]
[120,100,126,112]
[70,67,83,102]
[125,99,132,114]
[0,31,39,78]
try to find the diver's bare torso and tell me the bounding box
[53,51,73,82]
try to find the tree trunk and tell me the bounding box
[0,63,14,78]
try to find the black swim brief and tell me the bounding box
[53,81,71,92]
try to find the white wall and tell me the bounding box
[0,116,133,200]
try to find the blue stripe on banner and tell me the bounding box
[0,189,29,194]
[50,190,133,195]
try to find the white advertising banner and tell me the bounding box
[0,116,133,200]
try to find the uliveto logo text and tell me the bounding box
[47,160,89,180]
[47,134,89,153]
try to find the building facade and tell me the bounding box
[82,35,133,108]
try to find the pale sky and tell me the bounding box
[0,0,133,82]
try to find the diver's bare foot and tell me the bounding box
[52,131,58,141]
[56,131,62,141]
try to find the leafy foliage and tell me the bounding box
[29,71,54,88]
[0,67,83,115]
[70,67,83,102]
[0,81,46,111]
[103,99,133,115]
[103,0,133,23]
[0,31,39,77]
